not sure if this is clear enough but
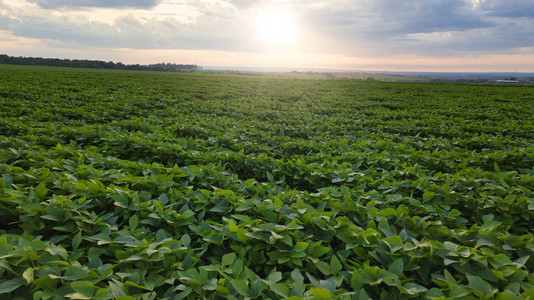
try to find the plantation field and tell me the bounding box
[0,66,533,299]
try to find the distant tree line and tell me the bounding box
[0,54,200,72]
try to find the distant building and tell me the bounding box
[496,80,519,84]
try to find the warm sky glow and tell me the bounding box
[1,0,534,72]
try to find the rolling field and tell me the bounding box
[1,66,533,299]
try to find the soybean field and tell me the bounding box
[1,66,533,299]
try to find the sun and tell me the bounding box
[255,8,298,47]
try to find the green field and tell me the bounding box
[0,66,533,299]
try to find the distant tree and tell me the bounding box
[0,54,199,72]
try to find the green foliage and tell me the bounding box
[0,67,533,299]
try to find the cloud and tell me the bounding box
[301,0,492,38]
[27,0,163,9]
[294,0,534,57]
[292,0,499,56]
[0,3,251,51]
[478,0,534,18]
[1,0,534,61]
[225,0,259,9]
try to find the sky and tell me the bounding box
[1,0,534,72]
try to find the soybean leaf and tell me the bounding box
[388,258,404,277]
[330,255,342,274]
[271,283,290,298]
[222,253,236,266]
[310,288,332,300]
[70,281,95,298]
[0,278,25,294]
[230,279,249,296]
[129,215,139,230]
[72,231,82,250]
[64,266,89,281]
[467,275,493,297]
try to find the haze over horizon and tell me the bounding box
[1,0,533,72]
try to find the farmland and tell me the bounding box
[0,65,533,299]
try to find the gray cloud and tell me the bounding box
[295,0,534,57]
[27,0,163,9]
[301,0,492,38]
[479,0,534,18]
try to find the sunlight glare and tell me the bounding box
[256,8,298,47]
